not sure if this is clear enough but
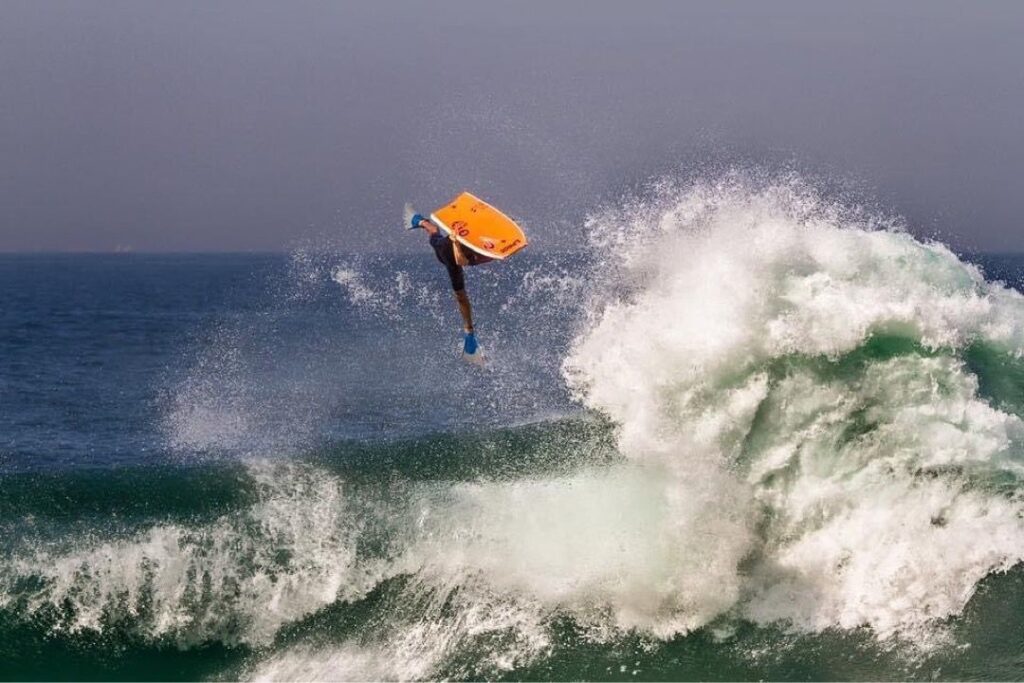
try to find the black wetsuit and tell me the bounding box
[429,233,491,291]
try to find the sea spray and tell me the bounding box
[0,461,377,647]
[565,172,1024,641]
[7,173,1024,680]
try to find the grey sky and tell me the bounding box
[1,0,1022,252]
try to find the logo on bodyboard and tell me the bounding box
[500,239,521,254]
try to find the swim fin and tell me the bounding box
[462,332,485,367]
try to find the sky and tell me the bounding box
[1,0,1022,252]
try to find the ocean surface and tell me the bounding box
[4,177,1024,681]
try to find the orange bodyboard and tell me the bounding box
[430,192,528,260]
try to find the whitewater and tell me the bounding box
[2,172,1024,680]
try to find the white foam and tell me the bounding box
[564,173,1024,641]
[241,462,754,680]
[1,461,380,646]
[14,174,1024,678]
[403,465,751,637]
[248,588,551,681]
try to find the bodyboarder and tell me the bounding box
[409,213,493,357]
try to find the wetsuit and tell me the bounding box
[429,232,492,291]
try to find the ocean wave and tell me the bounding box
[0,461,380,647]
[565,171,1024,641]
[6,173,1024,679]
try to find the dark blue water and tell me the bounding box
[1,255,267,471]
[5,250,1019,472]
[0,252,578,474]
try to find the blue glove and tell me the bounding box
[409,213,425,230]
[463,331,478,355]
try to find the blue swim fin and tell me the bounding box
[462,332,485,366]
[463,332,478,355]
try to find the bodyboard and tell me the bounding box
[430,192,528,260]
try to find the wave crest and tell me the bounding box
[565,173,1024,640]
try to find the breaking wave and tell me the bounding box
[5,172,1024,680]
[565,173,1024,641]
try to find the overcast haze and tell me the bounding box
[1,0,1022,252]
